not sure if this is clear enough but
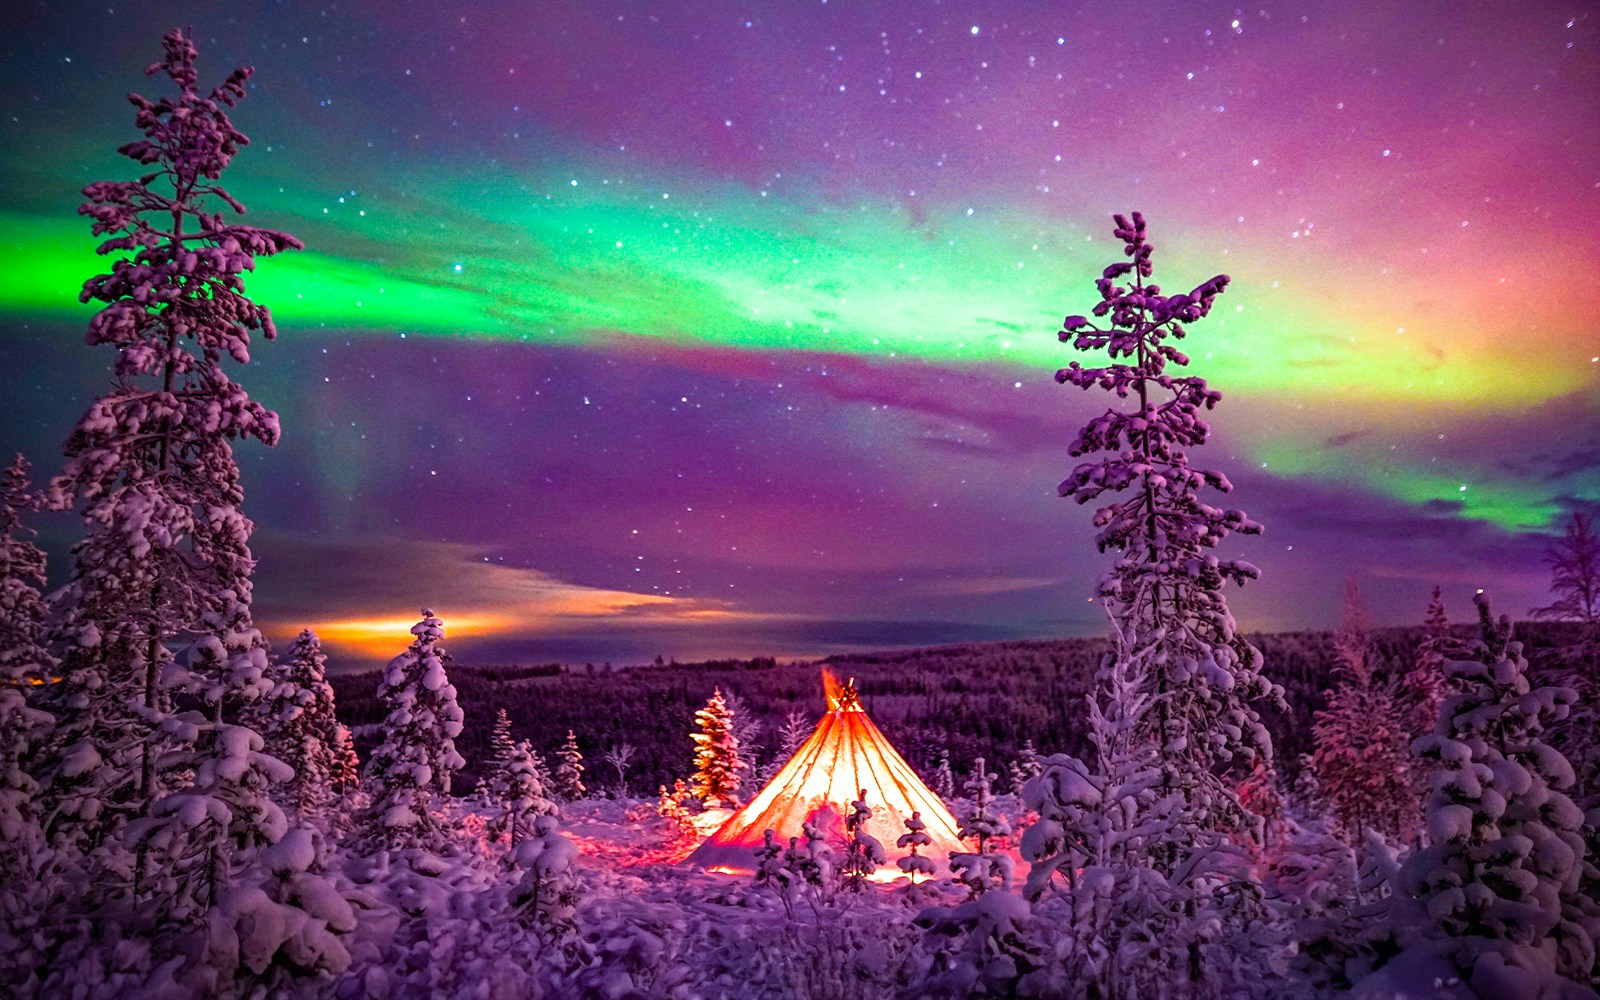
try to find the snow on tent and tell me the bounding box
[688,670,966,875]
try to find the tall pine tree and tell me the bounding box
[1031,211,1288,994]
[40,27,300,855]
[1050,211,1280,848]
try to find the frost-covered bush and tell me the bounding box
[509,814,582,935]
[199,827,359,993]
[916,892,1047,997]
[1020,655,1290,997]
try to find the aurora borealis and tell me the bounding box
[1,1,1595,665]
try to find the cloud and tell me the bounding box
[252,534,760,661]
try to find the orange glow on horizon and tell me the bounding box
[310,612,514,659]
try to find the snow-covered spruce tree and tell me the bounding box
[898,811,936,884]
[839,789,887,891]
[759,710,809,784]
[950,757,1012,897]
[690,687,745,807]
[656,782,699,843]
[722,690,764,781]
[329,722,360,798]
[1401,586,1450,741]
[1366,593,1595,998]
[554,728,586,802]
[255,628,341,820]
[778,709,810,759]
[494,739,556,845]
[0,455,53,685]
[933,749,956,800]
[42,28,300,857]
[480,706,515,804]
[1027,212,1289,993]
[360,609,466,851]
[1533,510,1600,626]
[1052,211,1280,848]
[1310,576,1418,843]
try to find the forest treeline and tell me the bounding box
[329,620,1590,797]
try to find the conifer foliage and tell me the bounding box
[495,740,556,844]
[554,729,586,802]
[1022,212,1289,995]
[256,629,342,820]
[0,456,51,685]
[41,26,300,855]
[950,757,1012,897]
[690,687,745,807]
[1052,211,1279,836]
[1309,577,1417,843]
[1373,593,1595,998]
[361,609,466,850]
[480,707,516,803]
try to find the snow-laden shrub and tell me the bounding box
[509,814,581,934]
[916,891,1048,997]
[197,826,360,993]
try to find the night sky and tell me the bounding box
[1,1,1595,667]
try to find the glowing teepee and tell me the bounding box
[688,671,966,873]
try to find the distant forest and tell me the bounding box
[329,622,1591,799]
